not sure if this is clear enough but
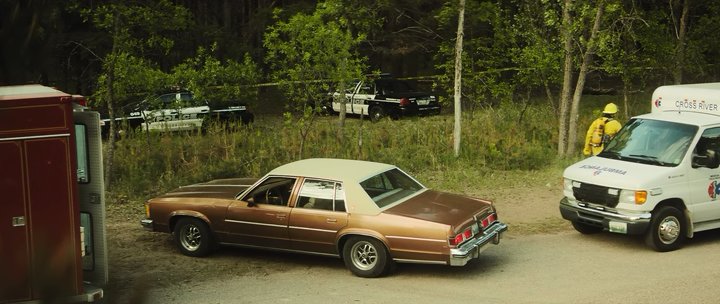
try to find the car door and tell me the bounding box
[689,127,720,224]
[351,80,373,115]
[173,92,209,131]
[223,176,297,249]
[142,93,176,131]
[289,179,348,254]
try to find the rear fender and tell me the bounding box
[336,228,390,258]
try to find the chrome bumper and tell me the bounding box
[559,197,652,235]
[449,221,508,266]
[140,218,154,231]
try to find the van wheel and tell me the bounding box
[342,236,393,277]
[369,106,385,122]
[174,217,214,257]
[645,206,685,252]
[572,221,603,234]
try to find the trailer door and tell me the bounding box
[73,110,109,288]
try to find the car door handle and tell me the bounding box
[326,218,337,223]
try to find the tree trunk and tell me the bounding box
[453,0,465,157]
[338,83,347,129]
[103,14,120,190]
[567,1,605,156]
[542,76,556,115]
[623,76,629,119]
[673,0,690,84]
[223,0,232,31]
[557,0,574,155]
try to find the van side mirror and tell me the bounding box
[693,150,720,169]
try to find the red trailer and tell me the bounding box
[0,85,107,303]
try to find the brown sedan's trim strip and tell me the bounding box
[393,258,447,265]
[219,243,340,258]
[289,226,337,233]
[172,191,229,195]
[224,219,286,228]
[386,235,447,243]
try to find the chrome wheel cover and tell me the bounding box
[657,216,680,245]
[350,240,378,271]
[180,224,202,251]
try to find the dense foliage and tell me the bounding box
[2,0,719,197]
[110,103,557,200]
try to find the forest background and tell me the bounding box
[2,0,720,205]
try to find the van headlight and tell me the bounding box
[620,189,647,205]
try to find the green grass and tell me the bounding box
[105,92,653,227]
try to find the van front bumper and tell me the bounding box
[449,221,508,266]
[559,197,651,235]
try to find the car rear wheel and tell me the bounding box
[342,236,392,278]
[572,221,603,234]
[369,106,385,122]
[174,217,214,257]
[645,206,686,252]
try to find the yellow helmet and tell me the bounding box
[603,103,618,114]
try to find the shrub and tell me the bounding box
[107,102,559,202]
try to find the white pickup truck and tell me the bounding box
[560,82,720,251]
[327,76,441,122]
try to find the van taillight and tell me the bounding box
[72,95,87,106]
[400,97,411,106]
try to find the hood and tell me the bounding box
[158,178,258,199]
[563,156,683,189]
[383,190,493,227]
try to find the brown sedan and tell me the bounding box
[141,158,507,277]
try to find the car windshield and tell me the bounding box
[599,118,697,167]
[360,168,424,208]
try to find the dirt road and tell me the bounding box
[110,229,720,304]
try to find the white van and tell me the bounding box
[560,82,720,251]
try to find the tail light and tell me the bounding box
[72,95,87,106]
[481,212,498,228]
[450,212,498,246]
[449,226,475,246]
[400,97,411,106]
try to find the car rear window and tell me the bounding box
[360,168,423,208]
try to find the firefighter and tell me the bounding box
[583,102,622,156]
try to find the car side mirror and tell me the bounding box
[246,197,257,207]
[693,150,720,169]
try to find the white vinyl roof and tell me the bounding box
[266,158,400,215]
[268,158,396,183]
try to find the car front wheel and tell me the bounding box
[342,236,392,278]
[174,217,214,257]
[645,206,686,252]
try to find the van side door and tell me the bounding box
[689,127,720,224]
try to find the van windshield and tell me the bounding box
[599,118,697,167]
